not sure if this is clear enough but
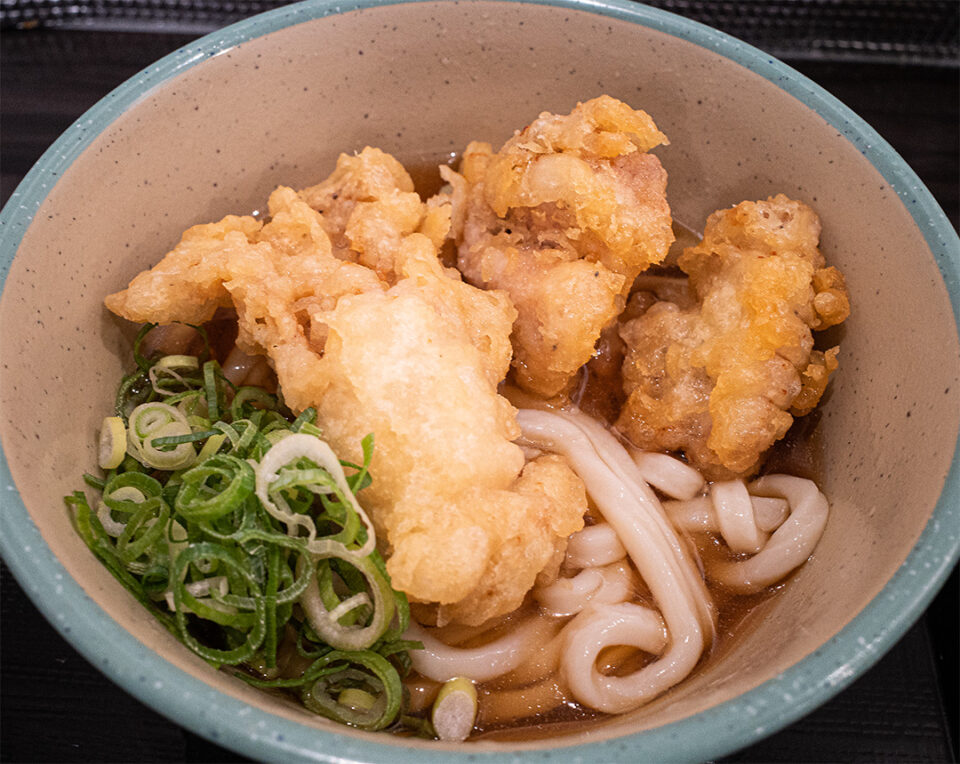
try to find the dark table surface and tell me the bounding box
[1,7,958,763]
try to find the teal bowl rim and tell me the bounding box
[1,0,958,761]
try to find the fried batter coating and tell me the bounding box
[106,154,586,625]
[617,195,850,478]
[298,147,450,280]
[443,96,675,398]
[104,215,264,325]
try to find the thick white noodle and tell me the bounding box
[141,323,198,356]
[631,451,704,500]
[497,631,565,686]
[562,602,669,712]
[517,408,712,712]
[753,496,790,532]
[564,523,627,568]
[711,480,766,554]
[664,496,714,532]
[711,475,829,593]
[557,410,716,635]
[242,357,275,390]
[665,495,790,535]
[535,561,633,617]
[406,618,552,683]
[519,445,543,461]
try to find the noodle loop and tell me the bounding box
[711,475,829,593]
[561,602,668,714]
[663,475,828,592]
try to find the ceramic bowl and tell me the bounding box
[1,0,958,761]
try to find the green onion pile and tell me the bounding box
[66,324,426,733]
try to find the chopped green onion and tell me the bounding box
[291,407,318,432]
[156,355,199,371]
[67,338,421,736]
[203,360,224,422]
[175,455,255,522]
[132,323,157,371]
[300,651,402,731]
[99,416,127,469]
[339,687,377,711]
[127,402,196,470]
[150,429,220,447]
[298,549,394,651]
[230,387,277,421]
[196,432,227,462]
[432,677,478,742]
[172,542,265,664]
[83,473,107,491]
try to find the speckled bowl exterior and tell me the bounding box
[1,1,958,761]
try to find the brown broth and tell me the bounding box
[141,311,238,363]
[575,324,626,425]
[204,313,241,362]
[399,151,461,199]
[472,698,604,741]
[761,410,823,482]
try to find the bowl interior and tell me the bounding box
[1,0,958,757]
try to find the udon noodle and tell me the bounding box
[403,406,829,721]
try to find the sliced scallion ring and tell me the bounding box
[298,549,395,651]
[156,355,199,371]
[127,402,197,470]
[300,651,402,731]
[175,454,255,522]
[255,433,377,557]
[99,416,127,469]
[432,677,478,742]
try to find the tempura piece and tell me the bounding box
[106,153,586,625]
[443,96,675,398]
[617,195,850,478]
[298,147,451,281]
[288,238,586,625]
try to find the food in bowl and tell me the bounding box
[72,95,850,741]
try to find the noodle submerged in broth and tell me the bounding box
[74,95,849,741]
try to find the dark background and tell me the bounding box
[1,1,958,761]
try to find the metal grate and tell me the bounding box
[654,0,959,62]
[1,0,957,65]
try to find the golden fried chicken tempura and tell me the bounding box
[105,154,585,626]
[298,147,451,280]
[442,96,675,399]
[617,195,850,478]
